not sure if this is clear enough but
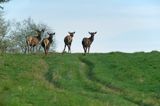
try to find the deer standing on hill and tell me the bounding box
[41,32,55,55]
[26,29,45,53]
[82,32,97,55]
[63,32,75,53]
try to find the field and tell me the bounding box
[0,52,160,106]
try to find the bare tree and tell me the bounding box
[0,11,10,53]
[9,18,56,53]
[0,0,10,9]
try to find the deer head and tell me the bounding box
[47,32,55,38]
[89,32,97,36]
[68,32,75,37]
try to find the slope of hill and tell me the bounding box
[0,52,160,106]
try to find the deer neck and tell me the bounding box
[70,35,73,38]
[89,36,94,42]
[48,36,53,43]
[37,34,41,41]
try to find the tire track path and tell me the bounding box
[78,56,153,106]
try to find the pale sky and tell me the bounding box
[3,0,160,53]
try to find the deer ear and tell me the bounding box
[95,32,97,34]
[73,32,75,34]
[47,32,50,35]
[36,29,41,33]
[41,28,45,32]
[35,30,41,34]
[88,32,91,34]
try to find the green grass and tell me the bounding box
[0,52,160,106]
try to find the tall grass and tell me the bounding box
[0,52,159,106]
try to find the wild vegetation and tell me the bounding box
[0,1,159,106]
[0,52,160,106]
[9,18,56,53]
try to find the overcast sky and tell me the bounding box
[3,0,160,53]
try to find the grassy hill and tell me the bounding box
[0,52,160,106]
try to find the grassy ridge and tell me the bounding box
[0,52,160,106]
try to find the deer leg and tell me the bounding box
[24,45,27,54]
[85,47,87,55]
[35,45,38,53]
[88,46,90,53]
[44,48,47,55]
[46,45,50,55]
[63,45,66,53]
[70,43,72,53]
[67,45,70,53]
[37,44,41,53]
[45,49,47,55]
[83,46,85,54]
[47,47,49,54]
[26,42,29,54]
[27,46,29,53]
[85,47,87,53]
[43,47,45,54]
[44,45,47,55]
[32,47,35,53]
[30,46,32,53]
[39,45,41,52]
[24,47,26,54]
[47,48,49,54]
[30,45,33,53]
[83,47,87,55]
[27,44,30,53]
[45,48,47,55]
[68,45,71,53]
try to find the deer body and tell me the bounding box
[82,32,97,55]
[26,29,44,53]
[63,32,75,53]
[41,32,55,55]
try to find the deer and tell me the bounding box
[82,32,97,55]
[41,32,55,55]
[63,32,75,53]
[26,29,45,53]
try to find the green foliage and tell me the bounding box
[0,0,11,53]
[0,11,10,53]
[0,52,160,106]
[0,0,10,3]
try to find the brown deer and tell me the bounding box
[63,32,75,53]
[26,29,45,53]
[41,32,55,55]
[82,32,97,55]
